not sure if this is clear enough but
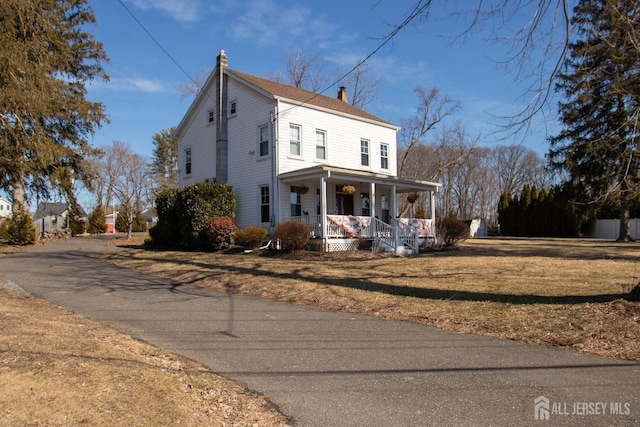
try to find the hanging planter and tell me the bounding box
[298,184,309,194]
[407,192,419,204]
[341,185,356,194]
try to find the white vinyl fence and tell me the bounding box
[587,219,640,240]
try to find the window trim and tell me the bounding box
[258,124,269,157]
[289,124,302,158]
[184,148,192,176]
[290,186,302,217]
[360,139,370,167]
[380,143,389,170]
[260,185,270,224]
[315,129,327,161]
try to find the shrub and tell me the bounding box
[234,225,267,249]
[68,217,86,236]
[202,216,238,250]
[437,217,469,247]
[175,183,236,248]
[154,188,181,246]
[87,205,107,234]
[116,208,146,233]
[0,207,37,245]
[274,220,311,253]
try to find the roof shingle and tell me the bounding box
[226,69,395,127]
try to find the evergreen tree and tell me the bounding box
[87,205,107,234]
[548,0,640,241]
[0,0,108,211]
[0,207,37,245]
[149,127,179,191]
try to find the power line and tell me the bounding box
[117,0,429,116]
[116,0,201,91]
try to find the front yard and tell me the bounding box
[103,237,640,362]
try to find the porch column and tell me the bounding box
[320,176,328,251]
[430,190,437,237]
[369,182,376,218]
[391,184,399,248]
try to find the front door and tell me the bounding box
[336,194,354,215]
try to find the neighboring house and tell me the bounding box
[0,197,12,219]
[175,50,440,254]
[143,207,158,230]
[34,202,87,235]
[105,212,117,234]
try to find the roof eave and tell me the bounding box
[275,96,399,130]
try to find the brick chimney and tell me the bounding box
[337,86,347,103]
[217,49,228,68]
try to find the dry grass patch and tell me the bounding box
[103,237,640,362]
[0,289,290,426]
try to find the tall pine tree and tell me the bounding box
[149,126,179,191]
[548,0,640,241]
[0,0,109,210]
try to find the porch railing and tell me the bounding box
[288,215,433,253]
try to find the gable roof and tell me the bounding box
[35,202,86,219]
[226,69,396,128]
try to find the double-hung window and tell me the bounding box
[185,149,192,175]
[380,143,389,170]
[259,125,269,157]
[260,186,270,223]
[290,124,301,156]
[316,130,326,160]
[360,139,370,166]
[290,186,302,217]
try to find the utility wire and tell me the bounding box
[116,0,202,92]
[117,0,429,114]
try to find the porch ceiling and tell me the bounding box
[278,165,440,193]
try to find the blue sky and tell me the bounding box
[86,0,559,160]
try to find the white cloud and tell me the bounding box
[230,0,337,46]
[101,77,169,93]
[128,0,202,23]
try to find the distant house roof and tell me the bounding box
[34,202,87,220]
[226,69,396,128]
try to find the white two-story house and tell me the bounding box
[175,50,440,254]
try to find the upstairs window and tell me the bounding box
[207,109,214,124]
[380,143,389,169]
[316,129,326,160]
[185,149,192,175]
[259,125,269,157]
[360,139,370,166]
[229,100,237,116]
[290,124,301,156]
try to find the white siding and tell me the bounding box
[226,79,276,228]
[276,101,397,176]
[176,71,400,230]
[177,95,217,187]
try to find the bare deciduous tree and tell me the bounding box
[489,145,549,195]
[378,0,571,136]
[178,66,212,100]
[398,87,461,178]
[97,141,150,239]
[335,60,382,110]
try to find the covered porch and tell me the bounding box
[277,166,440,254]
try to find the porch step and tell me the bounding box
[394,245,416,256]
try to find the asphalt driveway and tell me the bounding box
[1,236,638,426]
